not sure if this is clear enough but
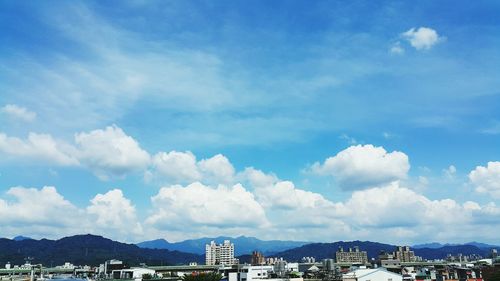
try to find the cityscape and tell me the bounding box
[1,238,500,281]
[1,1,500,281]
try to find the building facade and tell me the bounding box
[252,251,265,265]
[343,268,403,281]
[336,246,368,264]
[205,240,238,265]
[393,246,416,263]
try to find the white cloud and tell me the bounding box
[149,151,201,183]
[335,182,457,227]
[0,186,144,241]
[244,168,334,210]
[149,152,235,185]
[443,165,457,180]
[389,42,405,55]
[0,126,150,180]
[310,144,410,190]
[469,161,500,198]
[87,189,142,236]
[0,132,79,166]
[0,186,82,234]
[402,27,444,50]
[241,167,342,228]
[198,154,235,185]
[339,134,358,145]
[146,182,268,229]
[329,182,500,242]
[74,125,150,180]
[1,104,37,122]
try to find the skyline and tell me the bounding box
[1,1,500,244]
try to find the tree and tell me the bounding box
[181,272,223,281]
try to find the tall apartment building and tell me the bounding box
[251,251,265,265]
[205,240,238,265]
[335,246,368,264]
[393,246,416,262]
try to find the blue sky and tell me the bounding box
[1,0,500,244]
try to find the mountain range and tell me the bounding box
[269,241,497,261]
[137,237,499,261]
[0,234,202,266]
[2,234,498,266]
[137,236,308,256]
[413,242,500,249]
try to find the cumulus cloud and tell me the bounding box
[1,104,37,122]
[0,133,79,165]
[327,181,500,243]
[74,125,151,180]
[0,125,150,180]
[0,186,143,241]
[241,167,341,228]
[0,126,239,182]
[0,186,83,237]
[401,27,444,50]
[244,168,334,210]
[146,182,268,229]
[310,144,410,190]
[148,152,235,185]
[335,182,458,227]
[87,189,142,236]
[469,161,500,198]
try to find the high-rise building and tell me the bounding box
[335,246,368,264]
[393,246,416,262]
[251,251,265,265]
[205,240,238,265]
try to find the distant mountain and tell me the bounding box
[413,242,499,250]
[0,234,202,266]
[137,236,308,256]
[13,236,33,241]
[464,242,499,249]
[271,241,397,261]
[414,245,489,259]
[271,241,491,262]
[413,242,445,249]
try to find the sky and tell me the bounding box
[1,0,500,245]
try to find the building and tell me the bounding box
[205,240,238,265]
[491,249,498,259]
[336,246,368,264]
[111,267,156,279]
[252,251,265,265]
[239,265,274,281]
[343,268,403,281]
[394,246,416,263]
[99,259,126,277]
[236,264,301,281]
[301,257,316,263]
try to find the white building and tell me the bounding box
[111,267,156,279]
[343,268,403,281]
[205,240,238,265]
[237,264,301,281]
[56,262,75,269]
[239,265,274,281]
